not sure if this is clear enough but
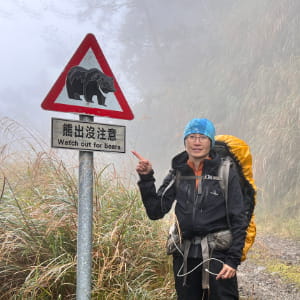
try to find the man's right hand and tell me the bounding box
[132,151,153,175]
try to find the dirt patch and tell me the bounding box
[237,233,300,299]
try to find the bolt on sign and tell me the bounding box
[51,118,125,153]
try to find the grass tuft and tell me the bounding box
[0,119,175,299]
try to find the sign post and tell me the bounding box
[41,33,134,299]
[77,114,94,300]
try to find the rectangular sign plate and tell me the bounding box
[51,118,125,153]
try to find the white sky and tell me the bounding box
[0,0,135,141]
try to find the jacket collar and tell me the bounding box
[171,149,221,174]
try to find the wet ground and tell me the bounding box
[238,233,300,300]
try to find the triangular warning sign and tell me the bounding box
[41,33,134,120]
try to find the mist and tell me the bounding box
[0,0,299,218]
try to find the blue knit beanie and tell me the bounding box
[183,118,216,147]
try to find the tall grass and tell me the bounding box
[0,151,78,299]
[0,119,175,299]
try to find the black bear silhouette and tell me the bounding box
[66,66,115,106]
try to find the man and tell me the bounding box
[133,118,247,299]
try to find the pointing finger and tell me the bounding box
[131,151,145,161]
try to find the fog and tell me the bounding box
[0,1,135,133]
[0,1,225,169]
[1,1,299,214]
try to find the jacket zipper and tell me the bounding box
[192,178,204,225]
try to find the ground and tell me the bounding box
[238,233,300,299]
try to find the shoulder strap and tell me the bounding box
[160,169,177,213]
[218,157,231,229]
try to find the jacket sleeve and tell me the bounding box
[224,166,248,269]
[137,169,176,220]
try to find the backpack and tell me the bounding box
[214,135,257,261]
[166,135,256,261]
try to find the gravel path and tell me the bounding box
[237,234,300,299]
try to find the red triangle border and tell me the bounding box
[41,33,134,120]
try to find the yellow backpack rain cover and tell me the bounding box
[215,135,257,261]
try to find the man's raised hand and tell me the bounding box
[132,151,153,175]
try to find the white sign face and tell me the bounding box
[41,34,134,120]
[54,49,123,112]
[51,118,126,153]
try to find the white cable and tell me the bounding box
[170,234,224,277]
[177,257,224,277]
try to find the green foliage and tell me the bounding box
[91,172,174,299]
[267,263,300,288]
[0,148,175,299]
[0,153,78,299]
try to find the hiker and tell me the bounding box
[132,118,247,300]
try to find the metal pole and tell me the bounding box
[76,114,94,300]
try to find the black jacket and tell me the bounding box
[137,150,247,269]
